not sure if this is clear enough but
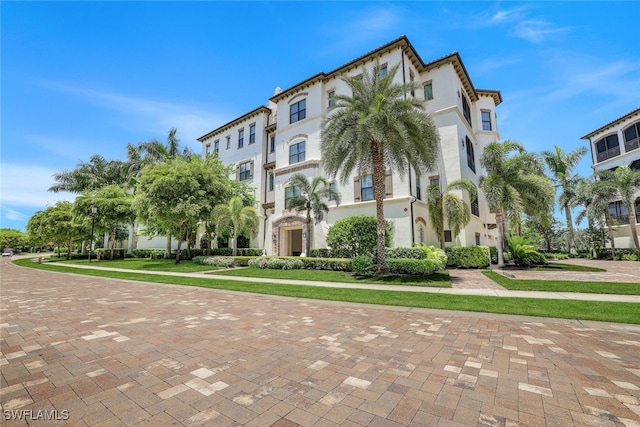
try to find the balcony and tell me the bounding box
[625,137,640,153]
[596,146,620,163]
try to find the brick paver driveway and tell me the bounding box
[1,263,639,426]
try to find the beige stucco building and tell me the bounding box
[198,36,502,255]
[582,108,640,249]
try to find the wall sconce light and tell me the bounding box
[457,89,460,98]
[461,138,465,147]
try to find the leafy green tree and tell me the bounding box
[321,62,439,273]
[0,228,28,250]
[285,173,340,256]
[212,196,259,256]
[26,202,83,259]
[542,145,587,254]
[479,140,555,266]
[128,127,193,257]
[74,185,135,260]
[134,156,232,263]
[326,215,392,258]
[595,166,640,249]
[522,211,564,252]
[426,180,476,249]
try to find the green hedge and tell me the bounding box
[248,257,304,270]
[352,255,374,276]
[298,257,352,271]
[446,246,490,268]
[386,258,442,275]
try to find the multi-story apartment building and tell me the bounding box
[198,36,502,256]
[582,108,640,249]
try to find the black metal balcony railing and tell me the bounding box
[596,146,620,163]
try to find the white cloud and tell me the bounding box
[512,19,570,43]
[0,163,75,208]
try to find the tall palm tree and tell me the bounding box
[321,62,439,273]
[479,140,555,266]
[49,154,127,194]
[426,179,477,249]
[575,177,618,258]
[286,173,341,257]
[595,166,640,249]
[212,196,259,256]
[542,145,587,254]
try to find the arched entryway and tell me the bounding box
[272,215,308,256]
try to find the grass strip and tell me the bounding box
[14,259,640,324]
[532,263,606,272]
[209,267,451,287]
[483,270,640,295]
[58,258,218,273]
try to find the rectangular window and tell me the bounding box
[379,63,388,78]
[268,172,274,191]
[205,143,211,155]
[409,71,415,97]
[424,81,433,100]
[328,90,335,108]
[270,136,275,153]
[429,175,440,188]
[466,136,476,173]
[328,182,337,201]
[290,99,306,124]
[239,162,252,181]
[214,140,219,155]
[609,200,629,224]
[462,93,472,126]
[289,141,305,164]
[471,196,479,217]
[416,174,422,200]
[249,124,256,144]
[285,185,301,209]
[361,174,374,201]
[226,136,230,149]
[481,110,492,131]
[444,230,452,243]
[475,233,481,246]
[238,129,244,148]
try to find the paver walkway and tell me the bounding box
[1,261,640,426]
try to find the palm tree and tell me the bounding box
[212,196,259,256]
[479,140,555,266]
[595,166,640,249]
[542,145,587,254]
[575,177,618,258]
[321,62,439,273]
[426,179,477,249]
[49,154,127,194]
[286,173,341,257]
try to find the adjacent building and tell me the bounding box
[198,36,502,255]
[582,108,640,249]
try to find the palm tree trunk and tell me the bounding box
[495,209,505,266]
[564,204,576,255]
[232,231,237,257]
[628,208,640,249]
[110,226,117,260]
[605,211,616,259]
[305,211,312,257]
[371,140,388,273]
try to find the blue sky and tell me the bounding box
[2,1,639,232]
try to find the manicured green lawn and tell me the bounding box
[531,263,606,272]
[483,270,640,295]
[58,258,218,273]
[13,259,640,324]
[210,268,452,287]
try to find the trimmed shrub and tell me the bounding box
[133,249,166,259]
[386,258,441,275]
[446,246,490,268]
[326,215,392,258]
[352,255,375,276]
[419,245,448,270]
[248,257,304,270]
[544,252,569,260]
[299,257,352,271]
[309,248,332,258]
[386,247,426,259]
[621,253,639,261]
[194,256,235,267]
